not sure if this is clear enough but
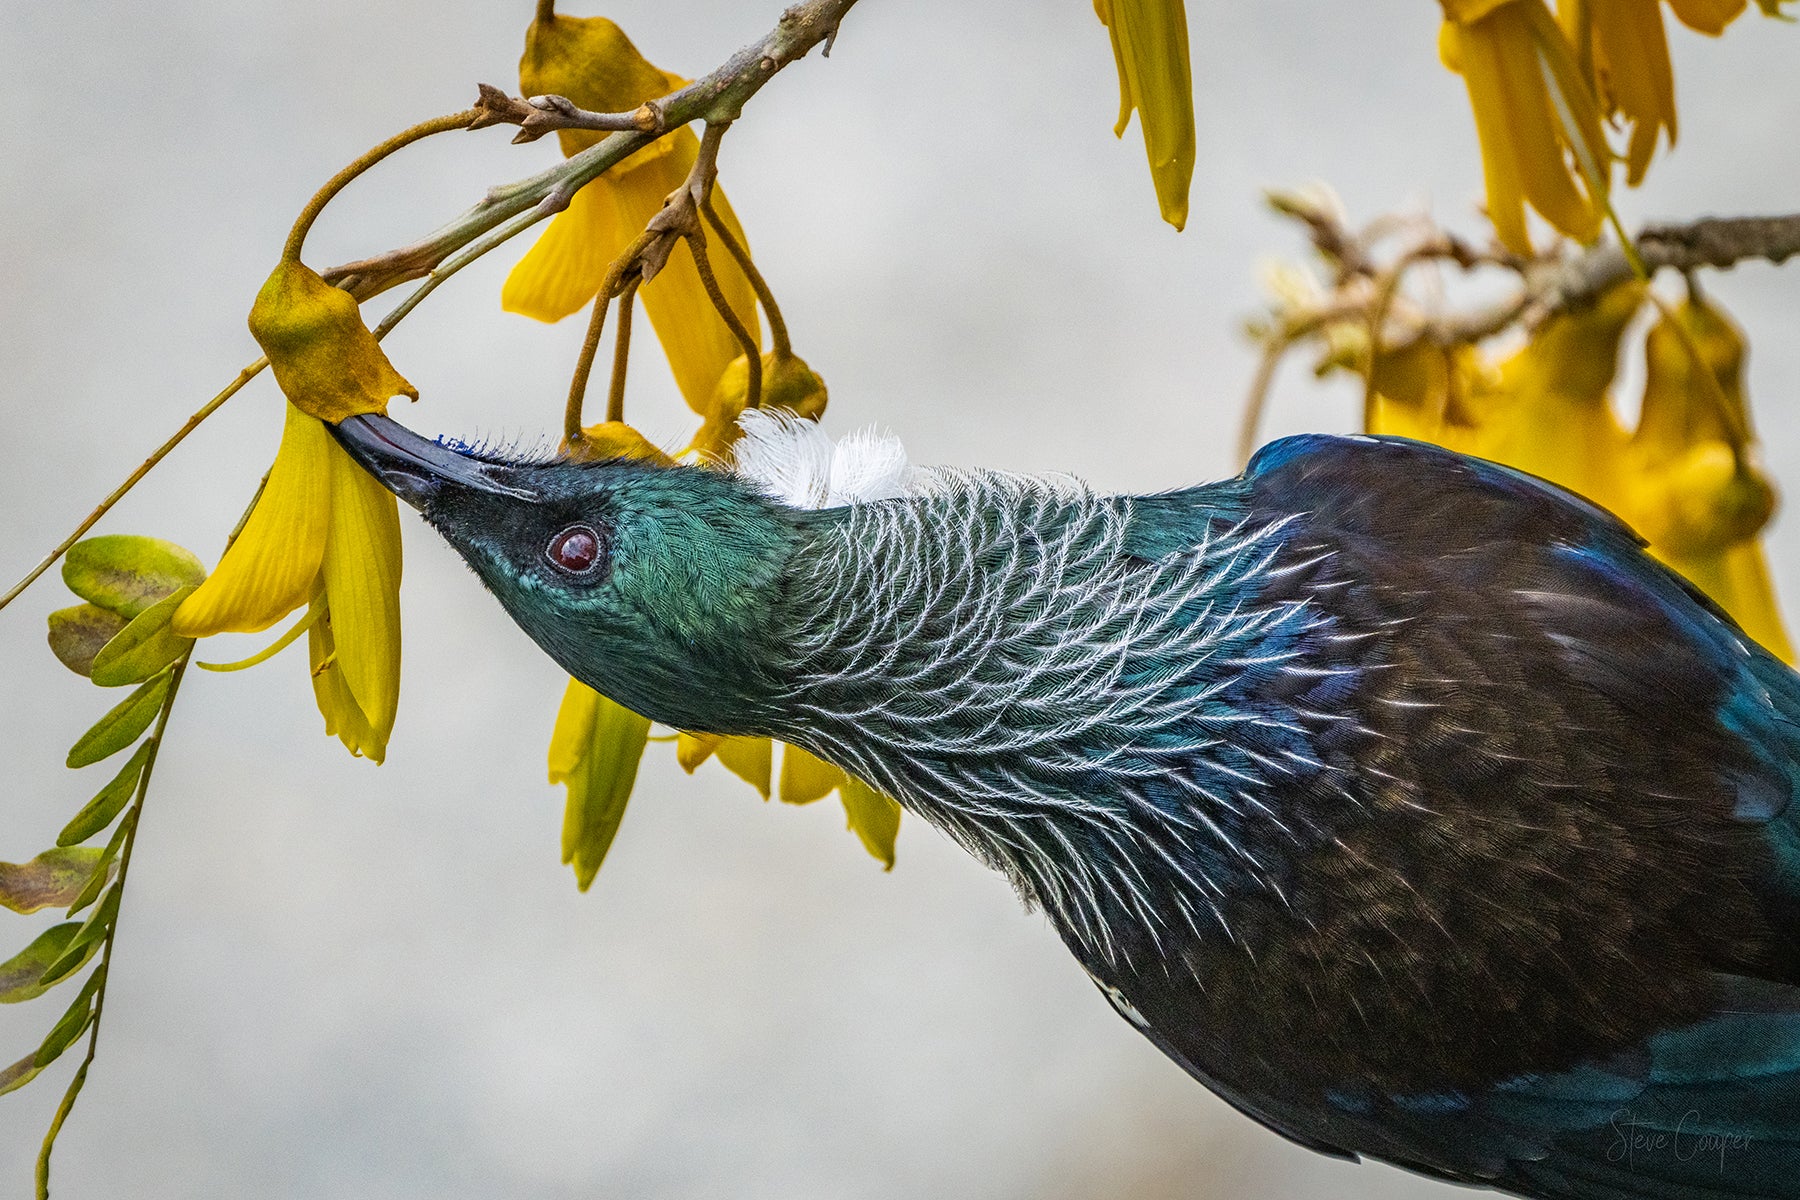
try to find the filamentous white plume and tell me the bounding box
[732,409,922,509]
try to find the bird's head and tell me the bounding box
[330,413,801,731]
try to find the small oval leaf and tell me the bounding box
[58,740,152,847]
[0,926,85,1004]
[38,886,119,988]
[88,587,195,687]
[0,849,107,916]
[67,811,135,917]
[63,535,206,619]
[34,967,104,1069]
[47,605,130,678]
[0,1049,43,1096]
[67,673,169,769]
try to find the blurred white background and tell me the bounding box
[2,2,1797,1196]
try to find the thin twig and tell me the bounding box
[322,0,861,302]
[690,234,763,409]
[702,194,790,358]
[606,277,642,425]
[536,0,556,25]
[283,110,479,264]
[0,360,267,615]
[566,292,617,443]
[472,84,659,145]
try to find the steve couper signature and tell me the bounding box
[1608,1109,1750,1171]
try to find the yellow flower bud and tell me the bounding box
[689,352,829,460]
[248,260,417,424]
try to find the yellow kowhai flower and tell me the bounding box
[502,13,760,415]
[546,421,669,888]
[1625,297,1793,660]
[1439,0,1612,255]
[1462,280,1642,514]
[172,261,411,762]
[1093,0,1196,231]
[1365,339,1496,453]
[1558,0,1788,184]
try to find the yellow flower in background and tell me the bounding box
[1365,340,1496,452]
[1438,0,1611,255]
[1466,280,1641,513]
[1626,297,1793,659]
[173,261,412,761]
[501,13,761,415]
[1093,0,1196,231]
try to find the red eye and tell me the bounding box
[547,525,603,574]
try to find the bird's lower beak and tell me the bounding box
[329,413,536,510]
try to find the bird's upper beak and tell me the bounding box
[329,413,538,510]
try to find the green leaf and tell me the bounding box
[68,810,135,916]
[0,849,107,916]
[58,740,152,847]
[34,966,104,1070]
[0,926,91,1004]
[839,776,902,870]
[47,604,131,679]
[88,587,194,687]
[67,672,169,769]
[62,535,205,619]
[0,1049,43,1096]
[38,885,118,989]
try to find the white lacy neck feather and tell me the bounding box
[731,409,925,510]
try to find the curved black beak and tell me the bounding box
[329,413,538,510]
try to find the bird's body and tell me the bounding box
[333,414,1800,1200]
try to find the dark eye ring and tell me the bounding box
[546,524,605,576]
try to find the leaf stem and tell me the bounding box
[690,234,762,410]
[702,194,790,358]
[606,276,642,425]
[283,110,480,264]
[0,360,268,617]
[38,649,190,1199]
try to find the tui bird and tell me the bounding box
[331,410,1800,1200]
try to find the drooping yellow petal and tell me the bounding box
[549,677,602,783]
[548,677,652,890]
[308,595,386,762]
[779,744,844,806]
[1443,1,1607,254]
[502,13,760,414]
[1586,0,1678,184]
[173,404,332,637]
[502,177,635,325]
[318,439,402,754]
[1666,0,1747,33]
[248,260,417,424]
[839,775,901,870]
[712,737,773,799]
[1094,0,1195,230]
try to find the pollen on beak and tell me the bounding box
[329,413,537,509]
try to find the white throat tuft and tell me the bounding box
[732,410,923,509]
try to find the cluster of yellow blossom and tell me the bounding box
[1367,284,1792,660]
[1437,0,1788,255]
